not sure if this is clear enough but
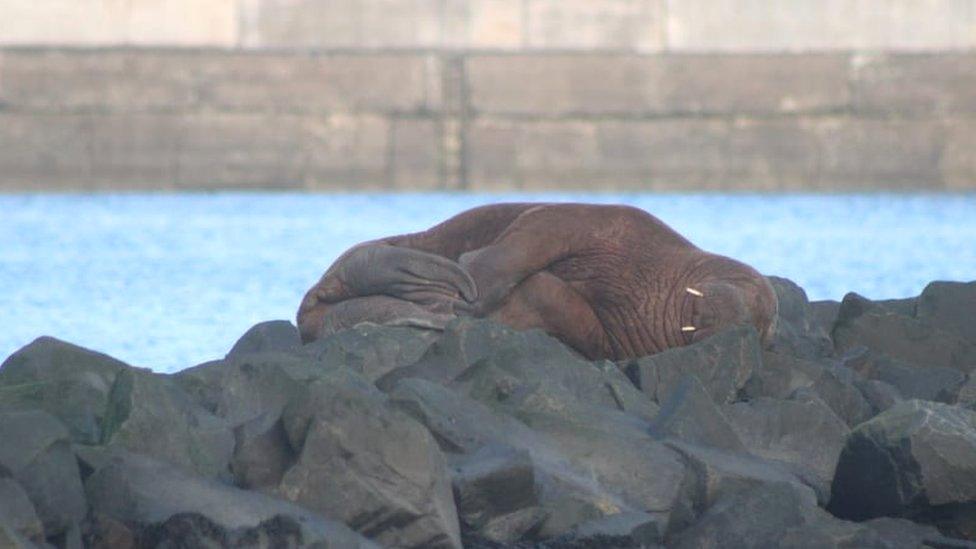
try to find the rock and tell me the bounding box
[0,524,35,549]
[854,378,903,415]
[175,351,332,427]
[102,368,234,479]
[552,511,664,548]
[625,326,761,406]
[0,477,44,544]
[83,514,136,549]
[843,345,966,404]
[668,482,886,549]
[300,323,439,382]
[450,446,544,544]
[650,374,746,452]
[725,396,849,499]
[916,281,976,343]
[740,351,825,400]
[278,372,462,548]
[226,320,302,359]
[833,293,976,373]
[862,517,976,549]
[0,411,87,542]
[82,449,376,548]
[793,363,874,428]
[0,337,132,444]
[829,400,976,521]
[382,319,657,421]
[230,412,295,491]
[809,300,841,338]
[766,276,833,359]
[959,375,976,409]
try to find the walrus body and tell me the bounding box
[298,203,778,361]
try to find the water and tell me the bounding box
[1,192,974,373]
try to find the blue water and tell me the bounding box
[1,193,974,373]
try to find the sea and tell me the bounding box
[1,192,974,373]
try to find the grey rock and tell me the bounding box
[650,375,745,452]
[0,524,35,549]
[102,368,234,479]
[740,351,825,400]
[833,293,976,374]
[855,378,903,415]
[83,449,376,548]
[384,319,657,421]
[0,337,131,444]
[451,446,543,543]
[301,323,438,383]
[226,320,302,359]
[0,411,87,541]
[230,412,295,491]
[767,276,834,359]
[175,351,333,427]
[959,375,976,409]
[669,482,886,549]
[796,363,875,428]
[0,477,44,544]
[553,511,663,548]
[83,513,136,549]
[917,281,976,344]
[863,517,976,549]
[725,396,849,497]
[626,325,761,406]
[829,400,976,520]
[843,345,966,404]
[278,372,462,549]
[809,300,841,338]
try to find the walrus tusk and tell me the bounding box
[681,326,697,332]
[686,287,704,297]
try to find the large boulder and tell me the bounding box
[81,449,376,548]
[0,337,132,444]
[833,293,976,373]
[668,482,887,549]
[625,326,761,406]
[650,374,746,452]
[278,371,462,548]
[299,323,439,382]
[766,276,833,359]
[829,400,976,521]
[725,396,849,499]
[843,346,966,404]
[0,477,44,545]
[0,410,87,543]
[102,368,234,479]
[916,281,976,343]
[226,320,302,359]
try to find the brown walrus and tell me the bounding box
[297,203,778,361]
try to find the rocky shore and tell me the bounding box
[1,278,975,548]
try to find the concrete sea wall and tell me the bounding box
[1,1,975,191]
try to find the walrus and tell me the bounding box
[297,203,778,361]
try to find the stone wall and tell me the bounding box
[1,0,975,191]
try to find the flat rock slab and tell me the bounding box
[830,399,976,520]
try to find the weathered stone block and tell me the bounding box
[467,54,849,116]
[524,0,666,51]
[241,0,442,49]
[442,0,522,49]
[853,53,976,115]
[667,0,976,52]
[0,0,238,46]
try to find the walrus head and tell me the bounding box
[677,257,779,348]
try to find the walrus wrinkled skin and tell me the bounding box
[298,203,778,361]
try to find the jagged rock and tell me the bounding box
[226,320,302,359]
[829,400,976,521]
[552,511,664,548]
[668,482,886,549]
[833,293,976,373]
[916,281,976,343]
[854,378,903,415]
[0,477,44,544]
[766,276,833,359]
[102,368,234,479]
[175,352,332,426]
[0,411,87,542]
[809,300,841,338]
[843,345,966,404]
[740,351,825,400]
[725,396,849,500]
[82,449,376,548]
[792,363,874,428]
[625,326,761,406]
[300,323,439,382]
[0,337,132,444]
[230,412,295,491]
[959,376,976,409]
[862,517,976,549]
[451,446,544,543]
[278,372,461,549]
[0,524,35,549]
[83,514,136,549]
[650,375,745,452]
[382,319,657,421]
